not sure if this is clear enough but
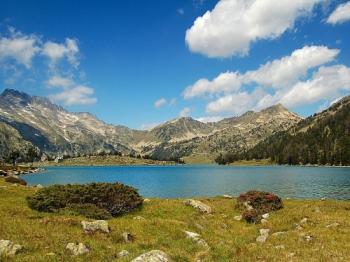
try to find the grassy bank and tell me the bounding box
[36,155,176,167]
[0,178,349,261]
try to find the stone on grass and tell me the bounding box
[81,220,110,234]
[256,229,270,243]
[275,245,285,249]
[304,235,315,242]
[131,250,171,262]
[300,218,308,224]
[184,199,212,214]
[272,231,287,237]
[262,213,269,219]
[0,240,23,256]
[234,215,242,221]
[35,184,44,189]
[184,231,209,247]
[293,223,303,230]
[143,198,151,203]
[66,242,89,256]
[117,250,130,258]
[261,219,268,224]
[133,216,146,221]
[326,222,340,228]
[122,232,134,243]
[222,194,233,199]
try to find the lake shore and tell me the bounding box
[0,177,349,261]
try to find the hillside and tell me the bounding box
[231,96,350,166]
[0,178,349,261]
[0,89,302,163]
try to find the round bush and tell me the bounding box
[236,190,283,213]
[4,176,27,186]
[62,203,112,220]
[27,182,143,217]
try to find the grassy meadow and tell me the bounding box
[0,178,349,261]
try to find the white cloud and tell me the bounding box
[327,1,350,24]
[49,85,97,106]
[42,38,79,67]
[0,29,40,68]
[184,45,338,99]
[179,107,191,117]
[184,45,350,116]
[196,115,224,123]
[46,75,75,89]
[280,65,350,107]
[185,0,321,58]
[154,97,167,108]
[246,45,339,88]
[183,71,242,99]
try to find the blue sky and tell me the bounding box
[0,0,350,129]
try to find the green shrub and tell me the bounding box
[236,190,283,213]
[242,209,260,224]
[62,203,112,220]
[4,176,27,186]
[27,182,143,217]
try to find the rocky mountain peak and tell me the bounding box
[0,88,32,105]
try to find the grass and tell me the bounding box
[35,155,176,167]
[0,178,349,261]
[229,159,275,166]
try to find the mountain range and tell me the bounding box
[0,88,331,163]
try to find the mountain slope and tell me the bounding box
[146,104,301,161]
[235,96,350,166]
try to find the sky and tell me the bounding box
[0,0,350,129]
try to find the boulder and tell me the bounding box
[131,250,171,262]
[66,242,89,256]
[143,198,151,203]
[184,199,212,214]
[262,213,269,219]
[122,232,134,243]
[0,170,7,176]
[326,222,340,228]
[272,231,287,237]
[222,194,233,199]
[133,216,146,221]
[35,184,44,189]
[300,218,308,224]
[0,240,23,256]
[184,231,209,247]
[261,219,268,224]
[234,215,242,221]
[256,229,270,243]
[117,250,130,258]
[81,220,110,234]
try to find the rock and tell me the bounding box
[117,250,130,258]
[256,229,270,243]
[222,194,233,199]
[122,232,134,243]
[81,220,110,234]
[184,199,212,214]
[0,240,23,256]
[304,235,315,242]
[259,229,270,235]
[66,242,89,256]
[243,201,254,211]
[287,252,296,258]
[275,245,285,249]
[262,213,269,219]
[321,197,326,201]
[131,250,171,262]
[184,231,209,247]
[300,218,308,224]
[195,223,204,230]
[46,252,56,256]
[234,215,242,221]
[0,170,7,176]
[143,198,151,203]
[272,231,287,237]
[35,184,43,189]
[293,223,303,230]
[326,222,340,228]
[256,234,268,243]
[261,219,268,224]
[133,216,146,221]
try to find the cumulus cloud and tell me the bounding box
[154,97,167,108]
[49,85,97,106]
[0,28,40,68]
[184,45,338,100]
[185,0,322,58]
[179,107,191,117]
[327,1,350,24]
[184,45,350,116]
[46,75,75,89]
[42,38,79,67]
[196,115,224,123]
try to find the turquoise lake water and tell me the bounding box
[22,165,350,199]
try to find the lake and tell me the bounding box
[23,165,350,200]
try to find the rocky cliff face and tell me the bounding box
[0,89,303,161]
